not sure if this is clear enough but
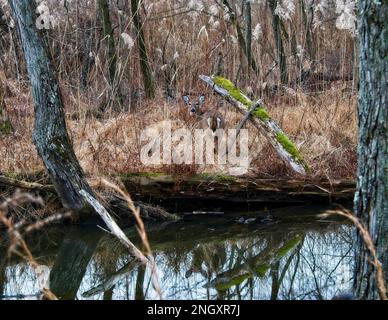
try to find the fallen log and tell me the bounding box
[121,173,355,204]
[1,173,356,206]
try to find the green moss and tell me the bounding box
[213,76,272,123]
[0,120,13,135]
[215,264,270,291]
[120,172,165,179]
[213,76,253,107]
[252,108,271,121]
[275,236,302,259]
[198,172,237,183]
[254,263,271,277]
[215,274,249,291]
[275,132,307,168]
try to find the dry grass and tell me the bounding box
[0,1,358,180]
[0,81,357,180]
[0,190,64,300]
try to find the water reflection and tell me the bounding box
[0,206,354,300]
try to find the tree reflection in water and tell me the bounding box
[0,207,354,300]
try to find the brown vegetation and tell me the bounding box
[0,1,357,180]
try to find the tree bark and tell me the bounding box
[223,0,259,75]
[269,0,288,85]
[9,0,95,214]
[0,76,12,135]
[131,0,155,99]
[200,75,309,175]
[301,0,315,64]
[244,0,252,78]
[354,0,388,300]
[97,0,117,86]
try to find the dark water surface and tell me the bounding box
[0,205,354,300]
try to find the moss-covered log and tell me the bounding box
[199,75,309,175]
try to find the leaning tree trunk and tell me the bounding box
[200,75,309,175]
[353,0,388,300]
[9,1,95,214]
[131,0,155,99]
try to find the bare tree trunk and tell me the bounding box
[131,0,155,99]
[269,0,288,85]
[354,0,388,300]
[9,0,95,214]
[223,0,259,75]
[301,0,315,63]
[80,22,99,89]
[97,0,117,86]
[244,0,252,79]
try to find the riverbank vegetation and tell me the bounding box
[0,0,386,301]
[0,0,357,181]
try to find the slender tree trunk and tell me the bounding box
[223,0,259,75]
[9,0,95,214]
[131,0,155,99]
[244,0,252,79]
[269,0,288,85]
[97,0,117,86]
[80,22,99,88]
[354,0,388,300]
[301,0,315,63]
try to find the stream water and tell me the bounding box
[0,205,354,300]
